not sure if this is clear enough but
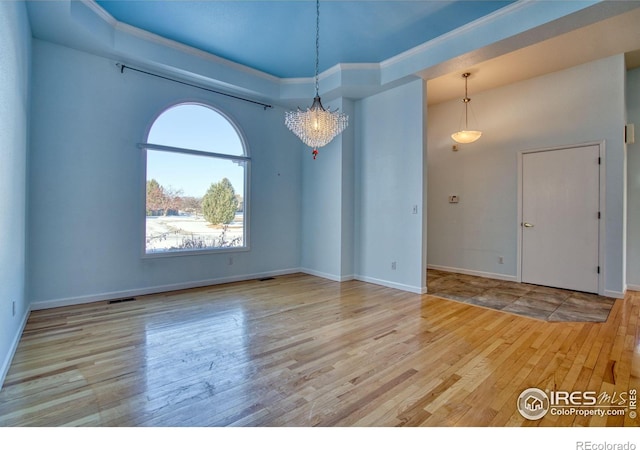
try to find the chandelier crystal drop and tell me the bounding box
[284,0,348,159]
[451,72,482,144]
[285,97,348,156]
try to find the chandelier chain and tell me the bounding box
[315,0,320,96]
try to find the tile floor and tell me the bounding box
[426,269,616,322]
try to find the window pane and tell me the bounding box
[146,150,245,254]
[148,104,244,156]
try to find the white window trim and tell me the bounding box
[139,143,251,163]
[140,103,251,259]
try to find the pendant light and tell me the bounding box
[451,72,482,144]
[284,0,348,159]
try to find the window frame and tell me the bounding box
[140,101,251,258]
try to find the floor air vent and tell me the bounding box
[108,297,136,304]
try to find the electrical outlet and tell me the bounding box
[412,205,418,214]
[391,261,397,270]
[228,256,234,266]
[498,256,504,264]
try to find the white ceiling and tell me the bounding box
[426,5,640,105]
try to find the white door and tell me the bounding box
[521,145,600,293]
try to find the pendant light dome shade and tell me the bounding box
[451,130,482,144]
[451,72,482,144]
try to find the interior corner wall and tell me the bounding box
[340,99,356,279]
[355,78,427,293]
[427,54,627,296]
[27,39,302,308]
[300,97,355,281]
[0,1,31,387]
[627,67,640,289]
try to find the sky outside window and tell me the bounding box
[147,104,245,197]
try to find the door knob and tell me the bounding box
[523,222,534,228]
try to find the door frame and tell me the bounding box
[516,141,606,295]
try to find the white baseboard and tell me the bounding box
[604,289,626,299]
[1,305,31,390]
[30,268,301,311]
[300,268,354,283]
[354,275,427,294]
[287,269,427,294]
[427,264,518,283]
[627,284,640,292]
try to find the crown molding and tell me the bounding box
[71,0,620,105]
[118,23,279,83]
[82,0,116,25]
[380,0,532,70]
[281,62,381,85]
[84,0,280,84]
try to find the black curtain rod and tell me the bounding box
[116,63,273,110]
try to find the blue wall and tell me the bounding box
[28,40,302,308]
[300,110,345,280]
[26,37,430,309]
[300,97,356,281]
[355,79,427,293]
[0,1,31,385]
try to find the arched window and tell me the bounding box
[141,103,249,255]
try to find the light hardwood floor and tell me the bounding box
[1,273,638,426]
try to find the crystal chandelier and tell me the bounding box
[285,0,348,159]
[451,72,482,144]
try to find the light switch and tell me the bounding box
[626,124,635,144]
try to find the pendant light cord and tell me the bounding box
[465,75,469,129]
[463,73,471,129]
